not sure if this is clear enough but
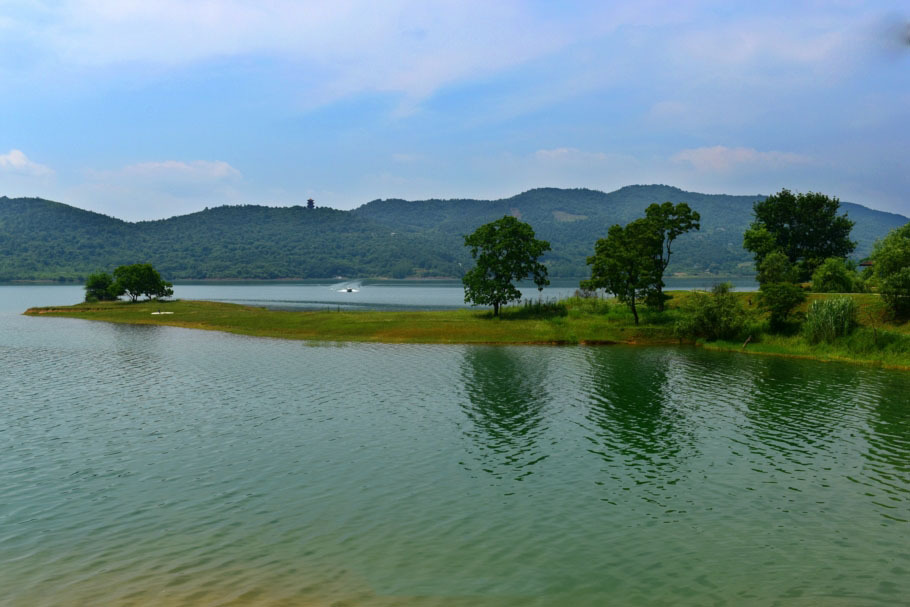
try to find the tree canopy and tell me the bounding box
[112,263,174,302]
[644,201,700,310]
[462,216,551,316]
[84,271,118,302]
[582,219,660,324]
[870,223,910,316]
[743,189,855,280]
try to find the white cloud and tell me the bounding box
[90,159,241,185]
[120,160,241,182]
[20,0,584,107]
[672,146,810,172]
[0,149,54,177]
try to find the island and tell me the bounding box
[25,292,910,370]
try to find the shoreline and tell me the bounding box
[4,273,757,286]
[23,296,910,370]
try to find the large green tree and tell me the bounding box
[644,201,700,311]
[582,219,660,325]
[113,263,174,302]
[84,271,118,302]
[743,189,856,280]
[869,223,910,316]
[462,216,550,316]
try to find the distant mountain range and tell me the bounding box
[1,185,906,281]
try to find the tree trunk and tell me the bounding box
[493,301,500,317]
[631,300,639,325]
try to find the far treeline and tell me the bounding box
[1,185,906,281]
[461,189,910,349]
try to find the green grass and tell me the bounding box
[24,291,910,369]
[24,297,682,345]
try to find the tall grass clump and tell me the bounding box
[501,297,568,319]
[803,296,857,344]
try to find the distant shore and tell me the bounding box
[5,274,756,285]
[24,293,909,370]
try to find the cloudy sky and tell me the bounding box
[0,1,907,220]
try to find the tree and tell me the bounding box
[84,271,118,302]
[757,251,798,285]
[112,263,174,302]
[869,223,910,316]
[582,219,660,325]
[743,189,856,280]
[643,202,700,311]
[462,216,550,316]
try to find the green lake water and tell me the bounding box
[1,286,908,605]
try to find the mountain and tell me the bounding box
[1,186,906,281]
[353,185,907,276]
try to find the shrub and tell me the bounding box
[759,282,806,332]
[811,258,862,293]
[803,297,857,344]
[880,267,910,318]
[675,283,748,341]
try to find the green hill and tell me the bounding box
[1,186,905,281]
[353,185,907,277]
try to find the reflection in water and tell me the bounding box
[459,347,549,480]
[581,348,697,494]
[5,281,910,605]
[739,356,855,466]
[860,371,910,523]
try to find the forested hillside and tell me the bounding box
[1,186,905,281]
[354,185,906,276]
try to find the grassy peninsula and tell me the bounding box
[25,292,910,369]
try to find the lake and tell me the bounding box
[164,277,759,311]
[1,284,908,606]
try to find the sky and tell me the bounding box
[0,1,908,220]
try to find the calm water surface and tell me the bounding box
[1,285,907,606]
[168,277,758,311]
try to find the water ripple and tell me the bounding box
[1,290,909,605]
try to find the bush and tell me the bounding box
[811,258,862,293]
[759,282,806,332]
[880,267,910,318]
[803,297,857,344]
[675,283,748,341]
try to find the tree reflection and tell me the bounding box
[738,356,856,468]
[459,346,549,480]
[582,348,695,489]
[861,371,910,511]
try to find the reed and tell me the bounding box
[803,297,857,344]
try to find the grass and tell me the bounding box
[24,297,682,345]
[24,291,910,369]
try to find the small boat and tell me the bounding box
[346,288,353,293]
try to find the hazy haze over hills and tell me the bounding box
[1,185,906,281]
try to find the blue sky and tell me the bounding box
[0,1,907,220]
